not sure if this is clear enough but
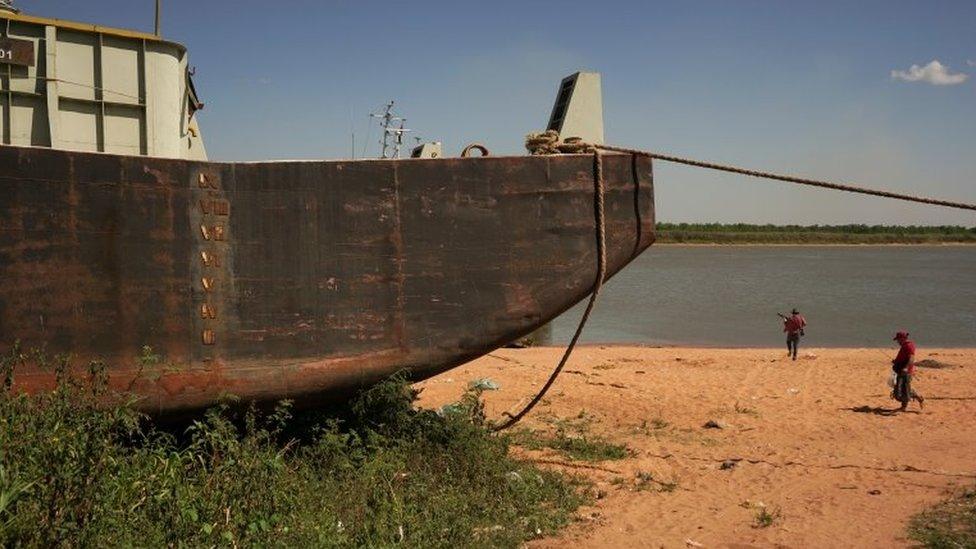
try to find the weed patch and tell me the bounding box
[512,428,629,462]
[545,409,595,434]
[908,487,976,548]
[634,471,678,493]
[609,472,677,493]
[0,348,588,547]
[753,506,782,528]
[734,402,760,417]
[633,418,670,435]
[544,433,629,462]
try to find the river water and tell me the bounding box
[551,246,976,347]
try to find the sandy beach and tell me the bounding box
[415,346,976,548]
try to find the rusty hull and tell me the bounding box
[0,146,655,413]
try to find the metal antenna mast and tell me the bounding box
[369,101,411,159]
[369,102,397,159]
[154,0,161,36]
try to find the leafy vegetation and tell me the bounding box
[656,223,976,244]
[909,487,976,548]
[0,347,588,548]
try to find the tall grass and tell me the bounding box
[0,347,587,547]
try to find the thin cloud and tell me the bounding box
[891,60,968,85]
[968,60,976,67]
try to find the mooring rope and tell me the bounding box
[599,144,976,212]
[491,151,607,432]
[524,130,976,212]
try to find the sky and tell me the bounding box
[24,0,976,225]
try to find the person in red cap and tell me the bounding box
[779,308,807,360]
[891,331,924,411]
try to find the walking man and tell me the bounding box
[780,308,806,361]
[892,331,924,411]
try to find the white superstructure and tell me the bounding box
[0,7,206,159]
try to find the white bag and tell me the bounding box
[886,371,897,388]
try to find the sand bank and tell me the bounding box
[416,346,976,548]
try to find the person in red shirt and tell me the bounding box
[891,331,924,411]
[781,308,807,361]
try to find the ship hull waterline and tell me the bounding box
[0,146,655,414]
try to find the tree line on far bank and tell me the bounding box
[655,223,976,244]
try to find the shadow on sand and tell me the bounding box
[844,405,920,416]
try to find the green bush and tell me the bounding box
[0,350,587,548]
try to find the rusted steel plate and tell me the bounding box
[0,37,35,67]
[0,146,654,414]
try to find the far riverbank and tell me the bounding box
[655,242,976,247]
[654,223,976,245]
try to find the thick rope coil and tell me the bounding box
[524,130,560,155]
[525,131,597,155]
[491,150,607,432]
